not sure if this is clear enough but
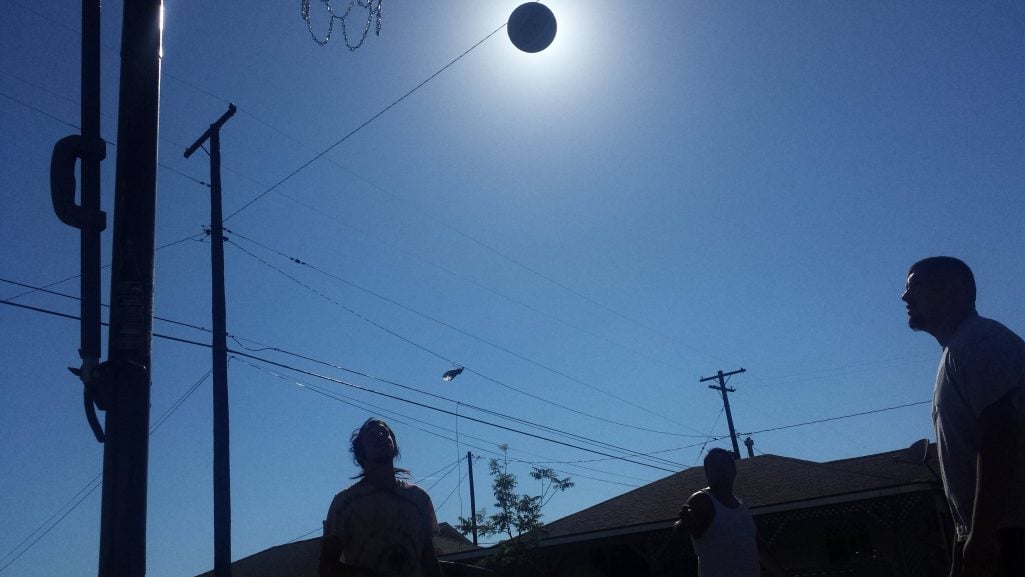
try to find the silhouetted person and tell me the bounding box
[902,257,1025,577]
[319,418,444,577]
[675,448,780,577]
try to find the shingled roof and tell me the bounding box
[539,444,939,542]
[196,522,480,577]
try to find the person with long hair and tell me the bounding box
[319,418,443,577]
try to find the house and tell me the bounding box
[442,443,950,577]
[198,444,949,577]
[195,522,484,577]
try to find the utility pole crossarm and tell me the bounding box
[699,367,746,384]
[184,103,237,159]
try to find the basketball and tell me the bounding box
[507,3,557,53]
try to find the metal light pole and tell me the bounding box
[50,1,162,575]
[97,1,164,576]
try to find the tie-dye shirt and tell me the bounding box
[324,479,439,577]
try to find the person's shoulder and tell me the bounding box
[331,480,370,504]
[950,316,1025,361]
[687,489,713,507]
[955,316,1023,345]
[339,478,368,494]
[398,480,436,503]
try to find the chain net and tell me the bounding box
[301,0,383,51]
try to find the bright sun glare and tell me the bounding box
[484,1,605,105]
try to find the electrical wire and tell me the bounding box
[233,355,683,473]
[1,284,936,471]
[222,23,507,222]
[0,280,702,472]
[434,467,471,511]
[0,368,213,574]
[10,0,735,394]
[694,407,726,465]
[235,346,691,469]
[738,402,930,436]
[261,194,701,381]
[424,461,463,493]
[225,237,704,438]
[235,358,661,487]
[0,294,937,560]
[0,90,211,188]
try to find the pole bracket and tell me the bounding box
[50,134,108,231]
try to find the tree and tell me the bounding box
[457,445,573,540]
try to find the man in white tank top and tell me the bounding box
[675,448,779,577]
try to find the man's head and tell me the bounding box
[350,418,400,469]
[902,257,976,340]
[703,447,737,488]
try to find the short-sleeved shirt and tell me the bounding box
[324,479,439,577]
[932,315,1025,539]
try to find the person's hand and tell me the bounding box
[961,530,1000,577]
[674,504,692,534]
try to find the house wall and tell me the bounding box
[457,489,951,577]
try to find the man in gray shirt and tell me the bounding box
[902,256,1025,577]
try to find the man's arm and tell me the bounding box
[963,391,1021,574]
[675,491,714,539]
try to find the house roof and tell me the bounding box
[437,522,482,555]
[198,445,941,572]
[538,443,940,542]
[196,522,480,577]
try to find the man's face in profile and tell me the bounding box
[902,271,950,334]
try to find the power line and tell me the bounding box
[231,345,692,470]
[0,297,935,484]
[0,368,213,574]
[0,279,703,471]
[744,354,938,390]
[225,233,704,436]
[0,477,101,573]
[236,358,661,487]
[738,401,930,438]
[424,461,463,493]
[694,407,726,465]
[1,295,670,478]
[3,280,933,469]
[0,90,211,188]
[222,23,507,222]
[11,0,732,391]
[235,214,697,378]
[234,356,684,473]
[434,467,471,511]
[1,285,937,473]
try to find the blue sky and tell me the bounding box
[2,1,1024,576]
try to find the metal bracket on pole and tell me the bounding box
[51,134,109,443]
[50,136,107,230]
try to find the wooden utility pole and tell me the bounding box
[700,368,746,459]
[185,103,237,577]
[466,451,478,545]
